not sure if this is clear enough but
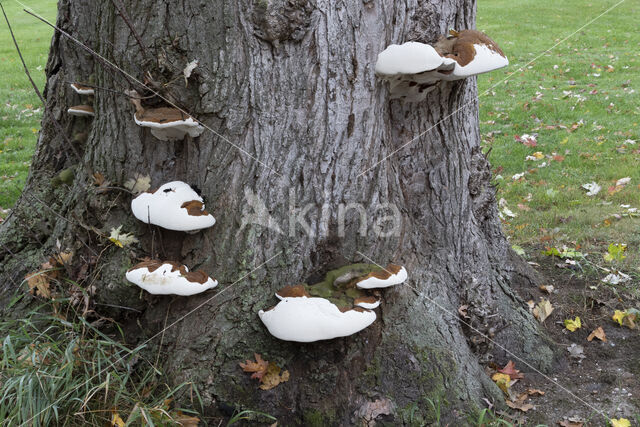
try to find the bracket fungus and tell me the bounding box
[67,105,95,117]
[259,296,377,343]
[259,263,406,342]
[126,90,204,141]
[131,181,216,232]
[126,260,218,296]
[70,82,95,96]
[375,29,508,102]
[355,264,408,289]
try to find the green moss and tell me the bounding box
[303,408,336,427]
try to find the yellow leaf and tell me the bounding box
[109,237,124,248]
[111,411,126,427]
[491,372,511,394]
[610,418,631,427]
[564,317,581,332]
[612,310,627,326]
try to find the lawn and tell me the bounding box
[0,0,56,212]
[477,0,640,269]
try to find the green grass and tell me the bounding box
[0,0,56,212]
[0,297,203,425]
[477,0,640,267]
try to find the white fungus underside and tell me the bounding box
[356,266,408,289]
[70,84,95,95]
[258,297,376,342]
[131,181,216,231]
[355,300,381,310]
[134,115,205,141]
[126,263,218,296]
[67,107,94,117]
[374,42,444,76]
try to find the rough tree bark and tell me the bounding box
[0,0,555,424]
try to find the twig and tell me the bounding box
[109,0,150,60]
[0,2,84,165]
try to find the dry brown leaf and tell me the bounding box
[533,298,554,322]
[526,388,545,396]
[26,271,51,299]
[539,285,554,294]
[558,419,584,427]
[498,360,524,380]
[239,353,269,380]
[53,251,73,266]
[505,399,533,412]
[587,326,607,342]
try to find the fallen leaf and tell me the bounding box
[108,226,139,248]
[498,360,524,380]
[240,353,269,381]
[567,343,585,362]
[539,285,555,294]
[587,327,607,342]
[111,410,126,427]
[581,182,601,196]
[558,418,584,427]
[240,354,289,390]
[506,399,533,412]
[25,271,52,299]
[527,388,545,396]
[124,174,151,195]
[259,364,290,390]
[491,373,511,394]
[564,317,582,332]
[610,418,631,427]
[533,298,554,323]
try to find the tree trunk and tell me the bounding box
[0,0,554,424]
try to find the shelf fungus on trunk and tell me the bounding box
[354,264,408,289]
[131,181,216,232]
[125,260,218,296]
[67,105,95,117]
[70,82,95,96]
[259,264,406,342]
[375,29,508,102]
[126,90,205,141]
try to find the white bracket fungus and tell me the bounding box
[355,264,408,289]
[131,181,216,232]
[70,83,95,96]
[67,105,95,117]
[259,296,376,342]
[375,29,508,102]
[126,90,204,141]
[126,260,218,296]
